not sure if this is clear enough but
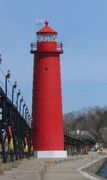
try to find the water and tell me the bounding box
[97,162,107,179]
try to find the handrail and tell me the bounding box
[0,66,32,126]
[30,42,63,52]
[64,127,95,142]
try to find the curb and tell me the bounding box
[78,156,107,180]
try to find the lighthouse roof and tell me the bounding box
[37,21,57,34]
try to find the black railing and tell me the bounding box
[0,66,31,123]
[0,87,33,163]
[64,127,95,143]
[0,62,33,163]
[30,42,63,53]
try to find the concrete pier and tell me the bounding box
[0,151,106,180]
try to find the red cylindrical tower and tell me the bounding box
[31,21,67,158]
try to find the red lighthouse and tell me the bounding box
[31,21,67,158]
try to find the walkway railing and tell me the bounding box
[30,42,63,52]
[0,58,33,163]
[0,64,32,126]
[64,127,95,143]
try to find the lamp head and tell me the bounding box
[17,89,21,96]
[20,96,23,102]
[23,102,26,107]
[0,54,2,64]
[13,81,17,88]
[6,70,11,79]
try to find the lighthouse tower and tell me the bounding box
[31,21,67,158]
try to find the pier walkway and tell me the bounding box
[44,152,100,180]
[0,152,105,180]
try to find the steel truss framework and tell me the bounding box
[64,128,95,154]
[0,87,32,163]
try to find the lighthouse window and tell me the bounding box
[37,34,57,42]
[44,67,48,71]
[37,35,41,41]
[51,35,57,41]
[43,35,49,41]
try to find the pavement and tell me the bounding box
[0,158,47,180]
[44,153,102,180]
[0,152,105,180]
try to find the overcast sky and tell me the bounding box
[0,0,107,114]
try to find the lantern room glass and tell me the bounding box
[37,34,57,42]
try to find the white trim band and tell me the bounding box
[34,150,67,158]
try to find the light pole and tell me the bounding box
[23,102,26,117]
[0,54,2,64]
[12,81,17,103]
[5,70,10,96]
[0,54,7,162]
[19,96,23,114]
[16,89,21,109]
[28,114,31,125]
[25,106,28,120]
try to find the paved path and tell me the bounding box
[0,152,104,180]
[44,154,100,180]
[0,158,47,180]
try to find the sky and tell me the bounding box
[0,0,107,114]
